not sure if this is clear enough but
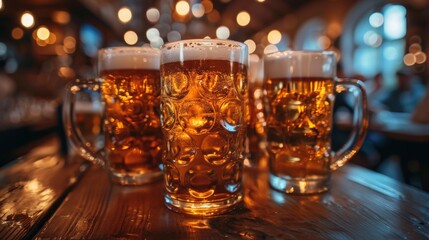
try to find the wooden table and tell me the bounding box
[1,137,429,239]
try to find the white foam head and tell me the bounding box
[98,46,160,72]
[161,39,248,65]
[264,51,336,79]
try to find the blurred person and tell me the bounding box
[365,73,388,114]
[410,83,429,191]
[411,84,429,124]
[376,67,425,113]
[368,67,427,188]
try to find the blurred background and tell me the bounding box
[0,0,428,190]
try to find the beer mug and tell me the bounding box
[63,46,163,185]
[263,50,368,194]
[160,39,248,215]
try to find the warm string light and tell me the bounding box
[53,11,70,24]
[118,7,132,23]
[236,11,250,27]
[244,39,256,54]
[176,1,190,16]
[268,30,282,44]
[21,12,35,28]
[11,28,24,40]
[201,0,213,13]
[404,37,427,66]
[36,26,50,41]
[124,30,138,45]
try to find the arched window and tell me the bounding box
[341,1,407,89]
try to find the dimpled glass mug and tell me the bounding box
[263,50,368,194]
[63,46,163,185]
[160,39,248,215]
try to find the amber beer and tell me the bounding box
[265,77,334,179]
[74,105,102,148]
[160,39,248,215]
[99,47,163,185]
[264,51,368,194]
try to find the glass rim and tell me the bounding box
[264,50,336,59]
[98,46,160,55]
[161,38,247,50]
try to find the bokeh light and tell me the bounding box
[167,30,181,42]
[363,31,382,47]
[244,39,256,54]
[63,36,76,54]
[53,11,70,24]
[192,3,205,18]
[63,36,76,50]
[216,26,230,39]
[268,30,282,44]
[11,28,24,40]
[237,11,250,27]
[403,53,415,66]
[202,0,213,13]
[415,52,427,64]
[264,44,278,54]
[317,35,331,50]
[21,12,35,28]
[369,12,384,28]
[146,8,160,23]
[58,67,76,79]
[150,37,164,48]
[47,32,56,44]
[176,1,190,16]
[146,27,160,41]
[124,30,138,45]
[118,7,132,23]
[0,42,6,57]
[409,43,421,53]
[36,26,50,41]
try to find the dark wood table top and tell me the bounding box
[1,137,429,239]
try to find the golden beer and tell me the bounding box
[161,40,248,215]
[265,77,334,180]
[264,50,368,194]
[75,111,102,148]
[100,69,162,177]
[98,47,163,185]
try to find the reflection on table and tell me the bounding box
[1,136,429,239]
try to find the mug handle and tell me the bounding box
[331,78,369,170]
[63,78,105,166]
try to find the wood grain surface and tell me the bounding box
[36,161,429,239]
[0,138,89,240]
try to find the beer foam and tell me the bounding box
[264,51,336,79]
[98,47,160,71]
[161,39,248,65]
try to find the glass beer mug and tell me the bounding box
[160,39,248,215]
[63,46,163,185]
[263,50,368,194]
